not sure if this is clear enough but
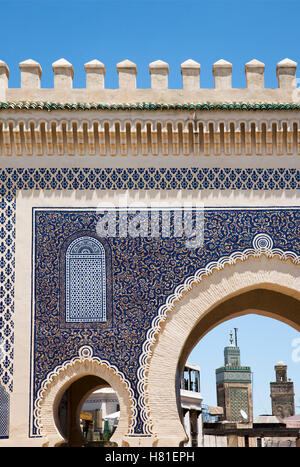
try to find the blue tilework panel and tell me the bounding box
[0,184,15,395]
[31,207,300,435]
[0,167,299,190]
[229,387,250,422]
[0,166,299,437]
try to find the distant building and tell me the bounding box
[204,357,300,447]
[270,362,295,418]
[81,362,224,446]
[216,330,253,423]
[284,414,300,429]
[180,362,224,447]
[81,388,120,441]
[180,362,203,447]
[204,414,300,447]
[253,415,299,447]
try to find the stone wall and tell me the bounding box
[0,58,299,446]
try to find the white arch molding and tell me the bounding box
[141,237,300,446]
[35,346,137,447]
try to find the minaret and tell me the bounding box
[270,362,295,419]
[216,330,253,423]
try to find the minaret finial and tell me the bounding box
[229,330,233,345]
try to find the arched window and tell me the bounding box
[65,236,107,323]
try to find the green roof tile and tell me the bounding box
[0,101,300,112]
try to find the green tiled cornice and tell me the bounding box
[1,101,300,111]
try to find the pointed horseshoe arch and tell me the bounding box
[34,348,137,446]
[145,254,300,446]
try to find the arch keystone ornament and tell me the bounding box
[138,234,300,445]
[34,346,137,447]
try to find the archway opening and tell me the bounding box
[146,256,300,447]
[177,288,300,447]
[57,375,120,447]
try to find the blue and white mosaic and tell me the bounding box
[0,166,299,438]
[0,167,299,191]
[31,206,299,436]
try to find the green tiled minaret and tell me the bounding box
[216,330,253,423]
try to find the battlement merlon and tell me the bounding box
[1,58,300,104]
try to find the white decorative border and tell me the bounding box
[33,345,138,436]
[137,234,300,434]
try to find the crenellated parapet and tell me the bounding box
[0,58,300,162]
[0,57,299,102]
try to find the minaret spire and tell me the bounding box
[234,328,238,347]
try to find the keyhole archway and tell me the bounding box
[57,374,118,447]
[35,351,135,447]
[146,256,300,446]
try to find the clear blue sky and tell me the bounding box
[1,0,299,417]
[1,0,300,90]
